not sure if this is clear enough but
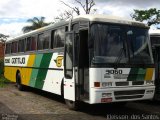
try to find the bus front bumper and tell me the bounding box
[88,86,155,104]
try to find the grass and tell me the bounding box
[0,58,10,87]
[0,75,10,88]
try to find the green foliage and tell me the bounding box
[22,17,50,33]
[0,58,10,87]
[131,8,160,26]
[0,33,9,43]
[0,58,4,75]
[0,76,10,87]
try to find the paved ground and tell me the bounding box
[0,83,160,120]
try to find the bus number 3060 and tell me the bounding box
[106,70,123,74]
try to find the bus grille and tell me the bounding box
[115,95,143,100]
[114,90,145,100]
[116,82,129,86]
[132,81,144,85]
[115,81,144,86]
[114,90,145,96]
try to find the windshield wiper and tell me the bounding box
[114,40,127,66]
[114,48,124,65]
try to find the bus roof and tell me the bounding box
[73,14,147,26]
[7,14,148,42]
[149,29,160,35]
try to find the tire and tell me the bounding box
[65,99,79,110]
[16,72,24,91]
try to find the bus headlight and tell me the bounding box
[102,82,112,87]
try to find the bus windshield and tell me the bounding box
[90,23,153,65]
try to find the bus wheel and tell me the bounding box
[16,72,24,91]
[65,99,79,110]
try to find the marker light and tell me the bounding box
[94,82,100,87]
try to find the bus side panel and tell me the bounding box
[4,66,12,81]
[4,66,18,82]
[34,53,53,89]
[21,54,36,86]
[28,53,53,89]
[42,52,64,95]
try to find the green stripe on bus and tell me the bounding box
[34,53,53,89]
[29,54,43,87]
[127,68,146,81]
[136,68,146,81]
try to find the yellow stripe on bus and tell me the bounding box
[22,54,36,85]
[145,68,154,81]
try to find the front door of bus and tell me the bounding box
[64,32,76,101]
[154,46,160,99]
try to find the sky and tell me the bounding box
[0,0,160,38]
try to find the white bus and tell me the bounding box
[4,15,155,109]
[150,30,160,100]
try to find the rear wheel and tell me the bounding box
[16,72,24,91]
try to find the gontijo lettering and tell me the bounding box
[12,57,25,64]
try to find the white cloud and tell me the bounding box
[1,0,160,37]
[0,22,28,38]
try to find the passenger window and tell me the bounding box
[31,36,36,51]
[11,41,18,53]
[5,43,11,54]
[18,39,25,52]
[26,36,36,51]
[26,37,32,51]
[52,28,65,48]
[37,32,50,50]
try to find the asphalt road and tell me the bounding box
[0,84,160,120]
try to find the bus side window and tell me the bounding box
[31,36,36,51]
[5,43,11,54]
[43,32,50,49]
[53,28,65,48]
[26,37,32,51]
[11,41,18,53]
[51,30,55,49]
[18,39,25,52]
[38,32,50,50]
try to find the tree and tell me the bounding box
[61,0,96,15]
[131,8,160,26]
[54,10,73,22]
[22,17,50,33]
[55,0,96,21]
[0,33,9,43]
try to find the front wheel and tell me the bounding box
[16,73,24,91]
[65,99,79,110]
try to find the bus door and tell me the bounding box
[154,46,160,99]
[64,32,76,101]
[78,29,89,101]
[63,30,89,102]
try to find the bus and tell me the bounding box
[150,30,160,100]
[4,14,155,110]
